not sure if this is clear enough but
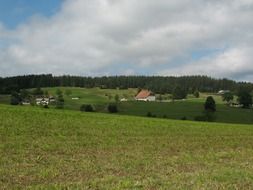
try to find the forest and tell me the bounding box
[0,74,253,94]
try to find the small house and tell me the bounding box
[36,97,49,106]
[22,101,31,105]
[218,90,230,95]
[135,90,156,101]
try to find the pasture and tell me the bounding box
[43,87,253,124]
[118,101,253,124]
[43,87,137,110]
[1,104,253,189]
[0,87,252,124]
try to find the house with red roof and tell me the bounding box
[135,89,156,101]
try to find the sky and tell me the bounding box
[0,0,253,81]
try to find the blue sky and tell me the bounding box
[0,0,62,28]
[0,0,252,81]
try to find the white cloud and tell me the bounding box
[0,0,253,80]
[160,47,253,80]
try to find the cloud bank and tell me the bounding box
[0,0,253,81]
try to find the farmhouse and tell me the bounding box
[36,96,56,105]
[36,98,49,106]
[22,101,31,105]
[135,90,156,101]
[218,90,230,95]
[120,98,128,102]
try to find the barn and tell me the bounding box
[135,90,156,101]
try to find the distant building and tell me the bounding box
[230,103,243,108]
[36,98,49,106]
[36,96,55,105]
[135,90,156,101]
[218,90,230,95]
[22,101,31,105]
[120,98,128,102]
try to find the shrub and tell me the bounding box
[181,116,187,120]
[114,94,119,102]
[222,92,234,104]
[80,104,94,112]
[10,91,21,105]
[157,94,163,102]
[147,112,152,117]
[55,95,64,109]
[146,112,157,118]
[10,96,20,105]
[107,104,118,113]
[194,90,200,98]
[44,105,49,109]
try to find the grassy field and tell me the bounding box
[43,87,137,111]
[44,87,253,124]
[118,101,253,124]
[1,87,252,124]
[1,104,253,189]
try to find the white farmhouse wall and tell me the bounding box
[147,96,156,101]
[136,96,156,101]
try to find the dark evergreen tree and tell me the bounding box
[0,74,252,95]
[204,96,216,112]
[237,90,252,108]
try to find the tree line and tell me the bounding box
[1,74,253,94]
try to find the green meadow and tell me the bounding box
[1,104,253,189]
[118,101,253,124]
[1,87,252,124]
[43,87,137,110]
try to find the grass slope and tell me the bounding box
[1,104,253,189]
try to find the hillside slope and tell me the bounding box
[1,105,253,189]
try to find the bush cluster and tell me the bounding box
[80,104,94,112]
[107,104,118,113]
